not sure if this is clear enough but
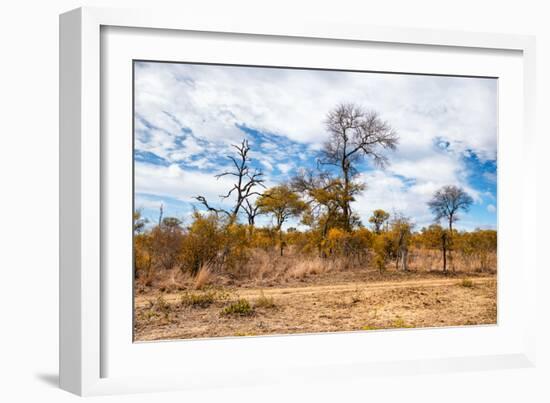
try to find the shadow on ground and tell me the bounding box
[35,373,59,388]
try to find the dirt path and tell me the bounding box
[135,276,495,308]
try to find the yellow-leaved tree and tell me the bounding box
[257,184,307,256]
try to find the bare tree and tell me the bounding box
[242,198,262,226]
[133,210,148,234]
[427,185,473,234]
[427,185,473,272]
[157,203,164,227]
[195,139,265,224]
[320,103,398,231]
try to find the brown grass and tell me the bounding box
[407,248,497,274]
[141,267,188,294]
[254,291,276,309]
[135,248,496,295]
[193,265,213,289]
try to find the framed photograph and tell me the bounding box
[60,7,537,396]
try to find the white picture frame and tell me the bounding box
[59,6,537,396]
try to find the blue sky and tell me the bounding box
[134,61,497,231]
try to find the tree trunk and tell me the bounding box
[158,204,164,227]
[320,219,329,258]
[342,163,351,232]
[279,229,284,256]
[401,248,408,271]
[448,219,453,272]
[442,239,447,273]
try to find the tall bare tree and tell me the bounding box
[320,103,398,231]
[195,139,265,224]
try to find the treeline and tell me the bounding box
[134,209,496,285]
[134,103,496,284]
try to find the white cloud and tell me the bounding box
[135,162,236,210]
[134,196,164,211]
[259,159,274,172]
[135,62,496,157]
[277,162,294,174]
[353,161,482,229]
[487,204,496,213]
[353,171,432,229]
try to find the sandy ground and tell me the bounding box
[134,275,497,341]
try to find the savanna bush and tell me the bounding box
[326,228,349,256]
[456,230,497,271]
[373,232,397,273]
[150,222,185,271]
[134,233,153,284]
[349,227,374,261]
[222,223,250,275]
[249,227,276,251]
[178,213,251,276]
[179,212,224,275]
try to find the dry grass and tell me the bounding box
[244,250,362,283]
[193,265,213,289]
[254,291,276,309]
[407,248,497,273]
[287,258,325,279]
[140,267,188,294]
[135,248,497,295]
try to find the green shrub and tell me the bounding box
[392,317,412,328]
[221,299,254,316]
[180,289,230,308]
[154,294,171,319]
[234,332,257,337]
[459,278,474,288]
